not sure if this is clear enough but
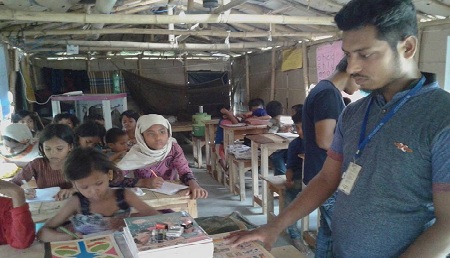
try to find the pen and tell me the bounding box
[150,169,159,178]
[58,226,80,239]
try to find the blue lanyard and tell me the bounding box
[356,76,426,159]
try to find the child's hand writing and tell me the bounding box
[24,188,36,199]
[138,177,164,189]
[54,188,77,201]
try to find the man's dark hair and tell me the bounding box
[266,101,283,117]
[105,128,127,144]
[334,0,418,51]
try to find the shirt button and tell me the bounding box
[382,109,387,114]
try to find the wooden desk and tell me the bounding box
[204,119,219,175]
[245,134,290,215]
[0,241,44,258]
[271,245,307,258]
[29,188,198,223]
[220,124,267,185]
[221,124,267,153]
[0,233,274,258]
[171,121,193,133]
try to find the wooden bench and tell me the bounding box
[228,154,252,201]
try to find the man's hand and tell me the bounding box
[224,224,280,251]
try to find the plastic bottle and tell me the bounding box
[112,71,120,93]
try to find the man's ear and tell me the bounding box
[401,35,418,59]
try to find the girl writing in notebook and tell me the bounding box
[117,114,208,200]
[11,123,76,200]
[37,147,160,242]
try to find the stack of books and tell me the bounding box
[123,211,213,258]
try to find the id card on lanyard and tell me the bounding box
[338,76,426,195]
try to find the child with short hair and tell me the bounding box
[266,100,292,134]
[37,147,160,242]
[0,179,35,249]
[85,114,105,127]
[284,109,308,252]
[105,127,129,163]
[12,123,76,200]
[117,114,208,200]
[74,121,105,149]
[237,98,271,121]
[266,100,292,176]
[53,113,80,129]
[12,110,44,137]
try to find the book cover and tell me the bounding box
[123,211,212,255]
[45,234,124,258]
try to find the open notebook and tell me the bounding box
[147,181,189,195]
[26,187,61,203]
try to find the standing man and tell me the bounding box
[302,57,358,257]
[226,0,450,257]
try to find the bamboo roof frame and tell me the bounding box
[0,10,335,26]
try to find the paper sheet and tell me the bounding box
[26,187,61,203]
[275,132,298,139]
[148,181,188,195]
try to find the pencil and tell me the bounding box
[58,226,80,239]
[150,169,159,178]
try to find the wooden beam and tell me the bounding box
[8,28,336,39]
[22,40,298,51]
[0,10,335,26]
[245,54,250,103]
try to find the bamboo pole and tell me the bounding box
[245,54,250,103]
[0,10,335,26]
[270,48,276,100]
[23,39,298,51]
[7,28,336,39]
[302,41,309,95]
